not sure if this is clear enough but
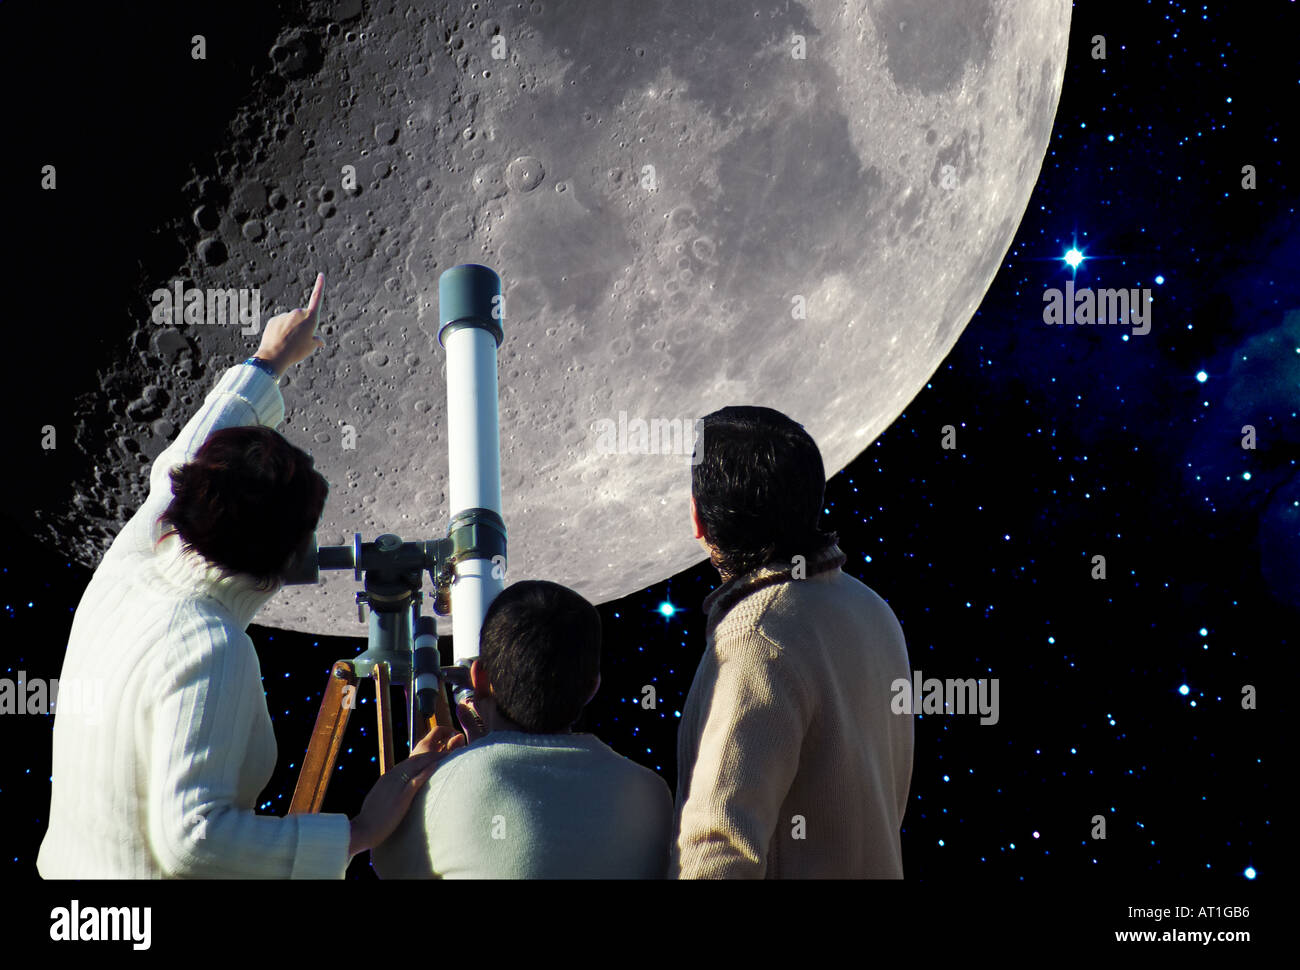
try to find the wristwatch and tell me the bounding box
[243,356,279,382]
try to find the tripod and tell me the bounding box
[283,262,507,816]
[288,588,447,813]
[285,526,496,814]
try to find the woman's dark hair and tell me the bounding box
[478,580,601,734]
[691,405,838,580]
[159,426,328,590]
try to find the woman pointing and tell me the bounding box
[38,273,461,878]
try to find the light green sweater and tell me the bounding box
[372,731,673,879]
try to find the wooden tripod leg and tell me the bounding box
[289,661,357,814]
[373,662,395,775]
[433,681,455,728]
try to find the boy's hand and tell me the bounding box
[411,724,468,760]
[255,272,326,377]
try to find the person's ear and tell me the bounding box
[584,671,601,706]
[690,496,705,540]
[469,658,491,695]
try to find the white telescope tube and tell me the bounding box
[439,264,506,666]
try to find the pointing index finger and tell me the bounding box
[305,272,325,316]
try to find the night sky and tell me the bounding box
[2,0,1290,895]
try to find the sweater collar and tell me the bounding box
[701,542,847,638]
[151,530,281,630]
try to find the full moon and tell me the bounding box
[49,0,1070,635]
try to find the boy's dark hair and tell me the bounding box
[478,580,602,734]
[691,405,838,580]
[160,426,328,590]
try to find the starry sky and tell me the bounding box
[1,0,1290,884]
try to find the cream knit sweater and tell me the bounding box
[37,364,352,878]
[671,545,914,878]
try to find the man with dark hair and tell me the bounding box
[372,579,673,878]
[672,406,913,878]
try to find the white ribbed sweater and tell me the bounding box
[37,364,351,878]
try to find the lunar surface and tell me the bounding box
[49,0,1070,635]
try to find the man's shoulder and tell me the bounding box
[428,733,668,796]
[765,566,894,623]
[577,735,673,794]
[714,567,900,654]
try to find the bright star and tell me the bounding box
[657,601,676,618]
[1196,371,1208,383]
[1064,248,1084,269]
